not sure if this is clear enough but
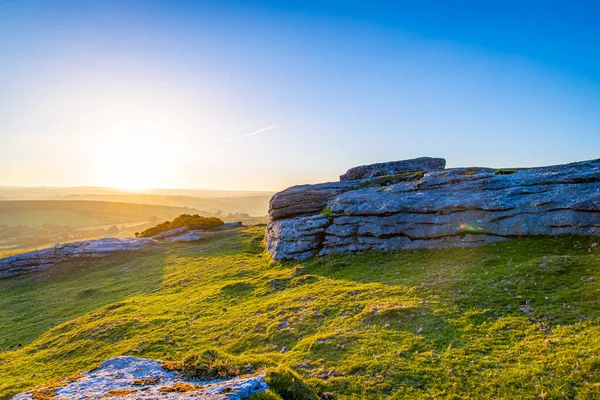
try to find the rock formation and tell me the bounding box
[13,356,267,400]
[267,157,600,260]
[339,157,446,180]
[151,223,244,243]
[0,238,159,278]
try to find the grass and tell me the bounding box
[0,226,598,399]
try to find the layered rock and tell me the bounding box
[340,156,446,180]
[267,158,600,260]
[0,238,159,278]
[14,356,267,400]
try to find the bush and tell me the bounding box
[137,214,224,238]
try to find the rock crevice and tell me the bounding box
[267,157,600,260]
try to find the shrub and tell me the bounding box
[138,214,224,238]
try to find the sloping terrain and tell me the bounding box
[0,227,598,399]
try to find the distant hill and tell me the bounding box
[0,200,269,252]
[0,186,274,217]
[0,200,205,228]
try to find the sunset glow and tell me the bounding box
[1,1,599,191]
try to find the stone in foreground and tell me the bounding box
[267,158,600,260]
[13,356,267,400]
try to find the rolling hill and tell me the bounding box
[0,200,206,228]
[0,227,598,399]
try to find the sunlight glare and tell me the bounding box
[93,134,175,190]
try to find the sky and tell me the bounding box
[0,0,599,191]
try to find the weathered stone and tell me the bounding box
[266,215,330,260]
[13,356,267,400]
[163,230,204,242]
[269,180,365,220]
[339,157,446,181]
[267,158,600,260]
[0,238,159,278]
[152,226,189,240]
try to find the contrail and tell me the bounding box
[228,125,277,141]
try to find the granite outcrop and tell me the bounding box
[267,158,600,260]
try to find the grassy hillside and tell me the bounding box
[0,227,598,399]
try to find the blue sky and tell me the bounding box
[0,0,599,190]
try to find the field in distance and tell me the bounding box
[0,200,268,252]
[0,186,274,217]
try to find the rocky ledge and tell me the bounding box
[13,356,267,400]
[0,238,159,278]
[0,223,245,278]
[266,157,600,260]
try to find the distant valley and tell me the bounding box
[0,186,272,253]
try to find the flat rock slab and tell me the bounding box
[1,223,246,278]
[339,156,446,181]
[154,223,245,243]
[13,356,268,400]
[0,238,159,278]
[163,230,205,242]
[152,226,189,240]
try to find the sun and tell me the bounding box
[93,134,175,191]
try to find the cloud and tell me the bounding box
[228,125,277,141]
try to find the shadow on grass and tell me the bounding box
[0,249,167,350]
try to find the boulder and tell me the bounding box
[13,356,267,400]
[163,229,243,243]
[267,158,600,260]
[269,180,367,220]
[163,230,204,242]
[0,238,159,278]
[224,221,244,228]
[339,156,446,181]
[152,226,189,240]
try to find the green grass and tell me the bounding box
[0,227,598,399]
